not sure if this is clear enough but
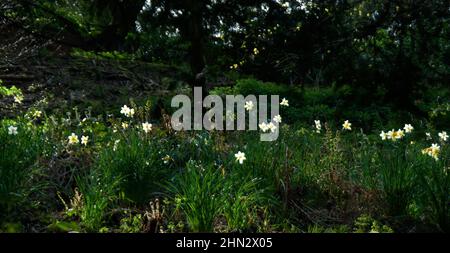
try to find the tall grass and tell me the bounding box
[95,131,171,204]
[168,161,224,232]
[415,145,449,232]
[0,121,47,217]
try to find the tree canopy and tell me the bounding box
[1,0,449,109]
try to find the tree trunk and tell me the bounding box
[185,0,206,93]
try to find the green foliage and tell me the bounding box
[0,120,47,215]
[1,91,449,233]
[71,49,136,61]
[168,161,224,232]
[377,142,419,216]
[120,213,144,233]
[76,163,121,232]
[354,214,394,233]
[415,145,450,232]
[95,131,170,204]
[0,81,22,98]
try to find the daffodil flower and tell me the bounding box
[314,120,321,133]
[162,155,172,164]
[8,126,18,135]
[380,131,387,140]
[14,96,23,104]
[267,122,277,133]
[273,115,282,124]
[280,98,289,106]
[244,101,254,111]
[403,124,414,133]
[120,105,135,118]
[32,110,42,118]
[68,133,79,145]
[438,131,448,142]
[142,122,153,133]
[342,120,352,131]
[422,144,440,161]
[387,130,395,140]
[259,122,269,132]
[81,136,89,146]
[234,151,246,164]
[396,129,405,139]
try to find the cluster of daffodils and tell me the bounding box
[120,105,135,118]
[380,124,413,141]
[258,115,281,133]
[258,121,277,133]
[314,120,321,133]
[8,125,18,135]
[68,133,89,146]
[236,98,290,164]
[422,144,441,161]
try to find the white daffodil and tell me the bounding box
[422,144,440,161]
[113,139,120,151]
[280,98,289,106]
[32,110,42,118]
[142,122,153,133]
[8,126,18,135]
[380,131,387,140]
[403,124,414,133]
[426,132,432,140]
[162,155,172,164]
[273,115,282,124]
[387,129,395,140]
[81,136,89,146]
[234,151,246,164]
[259,122,269,132]
[122,122,129,129]
[396,129,405,139]
[438,131,448,142]
[68,133,79,145]
[244,101,254,111]
[315,120,321,133]
[120,105,135,117]
[14,96,23,104]
[267,122,277,133]
[342,120,352,131]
